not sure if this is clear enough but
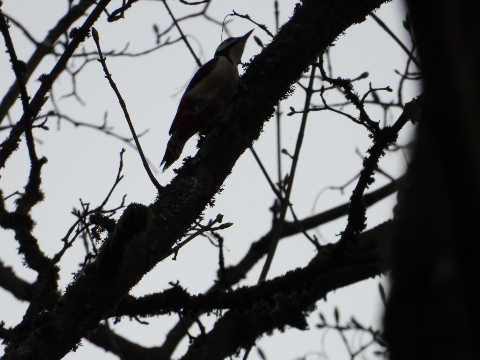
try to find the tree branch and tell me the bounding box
[0,260,34,302]
[0,0,111,170]
[115,176,403,358]
[179,221,392,360]
[0,1,389,358]
[91,28,163,192]
[0,0,95,124]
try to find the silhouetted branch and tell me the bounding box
[163,0,202,67]
[88,323,167,360]
[259,63,317,282]
[53,149,127,263]
[180,221,389,360]
[179,0,210,5]
[334,96,421,255]
[0,0,95,124]
[0,260,34,302]
[107,0,139,22]
[0,0,112,170]
[91,27,163,192]
[0,10,30,112]
[370,12,420,69]
[228,10,274,38]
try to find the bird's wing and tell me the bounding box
[168,58,219,136]
[185,57,219,92]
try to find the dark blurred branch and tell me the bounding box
[107,0,139,22]
[0,260,34,301]
[385,1,480,359]
[88,323,167,360]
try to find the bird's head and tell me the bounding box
[214,29,253,65]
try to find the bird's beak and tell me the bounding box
[241,29,254,40]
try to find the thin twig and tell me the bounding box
[107,0,138,22]
[0,0,111,170]
[96,149,126,211]
[258,63,317,282]
[370,13,421,69]
[274,2,282,196]
[0,11,30,113]
[179,0,210,5]
[169,215,232,258]
[3,13,39,47]
[162,0,202,67]
[91,27,163,192]
[228,10,274,38]
[249,147,282,201]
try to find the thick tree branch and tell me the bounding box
[0,260,34,302]
[87,324,165,360]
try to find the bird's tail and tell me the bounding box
[160,132,186,172]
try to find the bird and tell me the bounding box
[160,29,253,171]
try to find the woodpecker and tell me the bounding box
[160,30,253,171]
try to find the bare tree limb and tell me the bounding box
[91,28,163,192]
[0,260,34,302]
[0,0,112,170]
[119,176,403,359]
[0,0,95,124]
